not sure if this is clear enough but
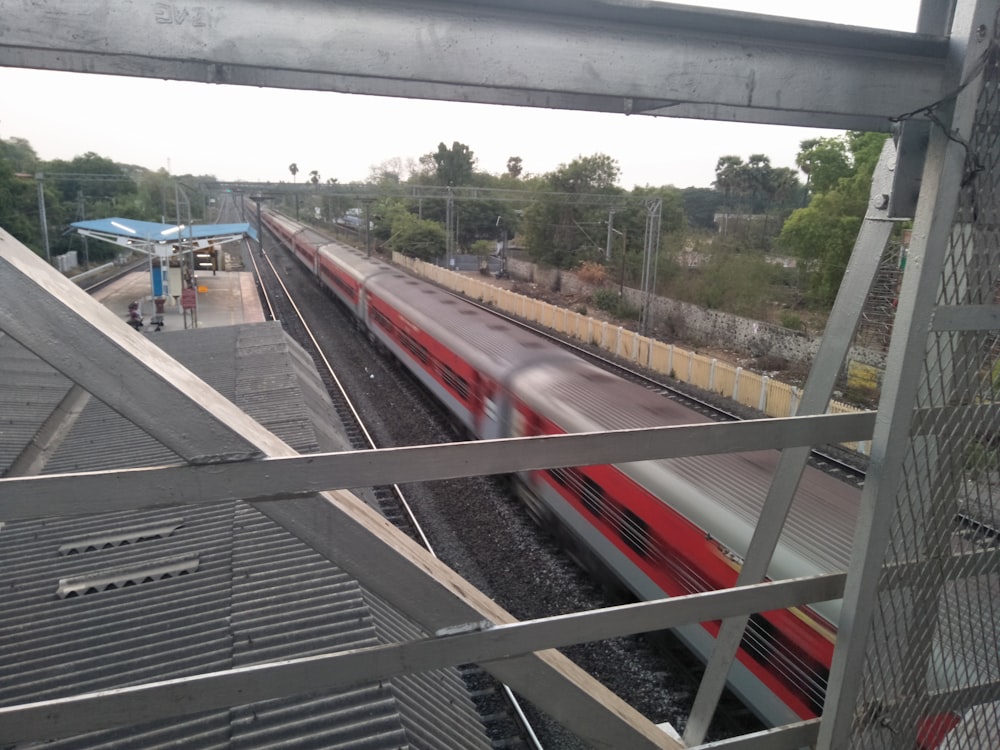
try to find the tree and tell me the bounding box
[309,170,320,185]
[0,137,38,174]
[780,132,890,306]
[795,137,851,196]
[743,154,773,213]
[713,155,745,211]
[506,156,523,179]
[711,152,803,247]
[681,187,725,230]
[43,154,139,259]
[0,139,40,251]
[385,209,447,261]
[523,153,623,268]
[431,141,476,186]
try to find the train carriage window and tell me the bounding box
[326,270,357,300]
[742,614,828,715]
[399,332,430,364]
[369,306,393,334]
[440,364,470,401]
[612,507,654,558]
[549,468,606,519]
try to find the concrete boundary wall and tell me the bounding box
[395,253,870,455]
[503,256,888,370]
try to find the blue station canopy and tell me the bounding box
[70,217,258,250]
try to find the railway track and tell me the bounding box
[246,222,774,745]
[77,258,148,295]
[244,226,544,749]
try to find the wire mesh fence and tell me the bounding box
[849,19,1000,748]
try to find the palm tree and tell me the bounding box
[289,162,299,219]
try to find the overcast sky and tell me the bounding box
[0,1,919,190]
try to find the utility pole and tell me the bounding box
[249,195,271,256]
[76,189,90,268]
[639,199,662,337]
[605,210,615,261]
[363,199,373,257]
[35,173,51,264]
[445,186,454,265]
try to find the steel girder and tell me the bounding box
[0,0,948,131]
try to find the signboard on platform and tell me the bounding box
[181,287,197,310]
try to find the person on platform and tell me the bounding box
[126,301,143,331]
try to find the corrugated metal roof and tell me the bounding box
[0,323,491,749]
[0,334,78,474]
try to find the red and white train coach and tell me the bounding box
[257,209,898,734]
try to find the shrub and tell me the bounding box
[780,311,803,331]
[965,441,998,481]
[471,240,494,256]
[592,288,641,320]
[577,261,609,286]
[593,288,622,313]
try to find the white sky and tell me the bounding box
[0,1,919,190]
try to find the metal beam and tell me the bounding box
[0,0,947,130]
[0,574,844,744]
[5,384,91,477]
[818,0,997,745]
[0,411,876,520]
[0,228,678,750]
[684,138,901,746]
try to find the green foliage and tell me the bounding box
[670,252,792,318]
[990,357,1000,397]
[796,136,851,195]
[592,288,640,320]
[964,441,998,481]
[711,153,803,251]
[681,187,724,229]
[386,210,447,261]
[778,192,863,305]
[779,132,889,306]
[470,239,495,256]
[523,154,624,268]
[403,148,520,250]
[0,134,227,264]
[0,137,38,173]
[592,288,621,312]
[779,311,803,331]
[713,154,803,215]
[520,159,687,272]
[0,141,40,249]
[431,141,477,186]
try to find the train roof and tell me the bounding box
[508,360,860,585]
[365,270,580,381]
[319,241,395,282]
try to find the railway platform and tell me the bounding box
[93,269,265,330]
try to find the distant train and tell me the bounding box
[258,209,955,744]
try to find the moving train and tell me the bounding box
[258,208,954,744]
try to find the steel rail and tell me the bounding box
[256,222,547,749]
